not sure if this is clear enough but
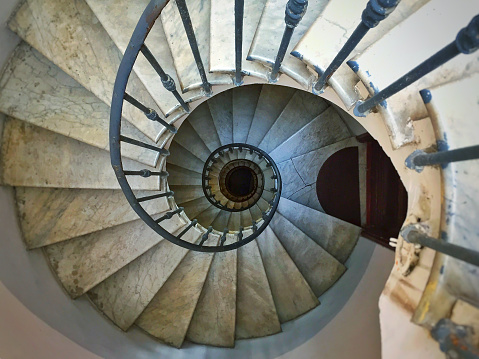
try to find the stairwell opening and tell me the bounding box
[225,166,256,198]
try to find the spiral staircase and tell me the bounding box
[0,0,479,355]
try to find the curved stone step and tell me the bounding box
[186,102,222,152]
[87,226,201,331]
[236,239,281,339]
[136,234,219,348]
[211,210,231,231]
[44,216,184,298]
[16,188,170,249]
[0,43,158,167]
[85,0,203,117]
[196,205,222,227]
[0,119,160,190]
[167,141,204,173]
[269,106,352,163]
[246,86,296,146]
[240,209,254,227]
[181,196,213,219]
[210,0,269,80]
[256,226,319,323]
[169,185,204,204]
[9,0,164,141]
[232,85,263,143]
[208,90,234,146]
[350,0,479,148]
[172,120,212,162]
[248,0,329,87]
[166,163,203,186]
[185,234,237,347]
[259,90,328,153]
[278,198,361,263]
[227,212,241,231]
[161,0,232,92]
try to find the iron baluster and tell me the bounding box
[137,191,174,202]
[405,145,479,172]
[177,219,198,239]
[252,221,258,232]
[269,0,308,81]
[120,135,169,155]
[352,15,479,116]
[313,0,400,93]
[124,169,168,177]
[220,228,228,246]
[140,44,190,112]
[237,226,244,242]
[199,226,213,246]
[234,0,245,86]
[176,0,213,95]
[155,207,184,223]
[123,93,177,133]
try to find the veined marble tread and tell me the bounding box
[167,141,205,173]
[9,0,164,141]
[209,0,269,80]
[169,185,205,204]
[172,120,211,162]
[236,239,281,339]
[350,0,479,148]
[136,234,219,348]
[211,210,232,232]
[269,106,352,163]
[232,85,263,144]
[161,0,232,93]
[186,102,222,152]
[0,43,158,167]
[270,212,346,297]
[88,226,201,331]
[196,205,222,228]
[248,0,329,87]
[186,235,237,347]
[227,212,241,230]
[45,216,184,298]
[208,90,234,146]
[259,90,328,153]
[181,196,214,219]
[16,188,170,249]
[246,86,296,146]
[257,226,319,323]
[0,118,159,190]
[166,163,203,186]
[85,0,203,117]
[278,198,360,263]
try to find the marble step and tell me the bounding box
[246,86,296,146]
[349,0,479,149]
[278,198,361,263]
[277,137,360,199]
[181,196,214,219]
[208,90,234,146]
[249,205,263,222]
[9,0,163,142]
[257,226,319,323]
[186,234,237,347]
[269,106,352,163]
[209,0,269,80]
[232,85,263,143]
[88,226,201,331]
[270,212,346,296]
[16,187,170,249]
[228,212,241,231]
[236,239,281,339]
[136,234,219,348]
[186,102,222,152]
[85,0,203,117]
[240,209,254,227]
[169,185,204,204]
[0,43,158,167]
[166,163,203,186]
[196,205,222,227]
[248,0,329,87]
[44,216,184,298]
[211,210,232,231]
[292,0,427,109]
[172,121,212,162]
[259,90,328,153]
[167,141,205,173]
[161,0,232,93]
[0,118,160,190]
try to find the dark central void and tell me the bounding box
[225,167,255,197]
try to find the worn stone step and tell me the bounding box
[246,86,296,146]
[88,226,201,330]
[270,212,346,296]
[228,212,241,231]
[350,0,479,149]
[236,239,281,339]
[172,120,211,162]
[269,106,352,163]
[161,0,232,93]
[0,43,158,167]
[209,0,269,80]
[257,226,319,323]
[0,119,159,190]
[186,102,222,152]
[166,163,203,186]
[196,205,222,228]
[186,235,237,347]
[16,187,170,249]
[44,216,184,298]
[211,210,231,231]
[169,185,204,204]
[181,196,213,220]
[259,90,328,153]
[240,209,254,227]
[167,141,205,174]
[278,198,361,263]
[9,0,163,141]
[231,85,263,143]
[248,0,329,87]
[208,90,234,146]
[136,234,219,348]
[292,0,427,109]
[85,0,203,117]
